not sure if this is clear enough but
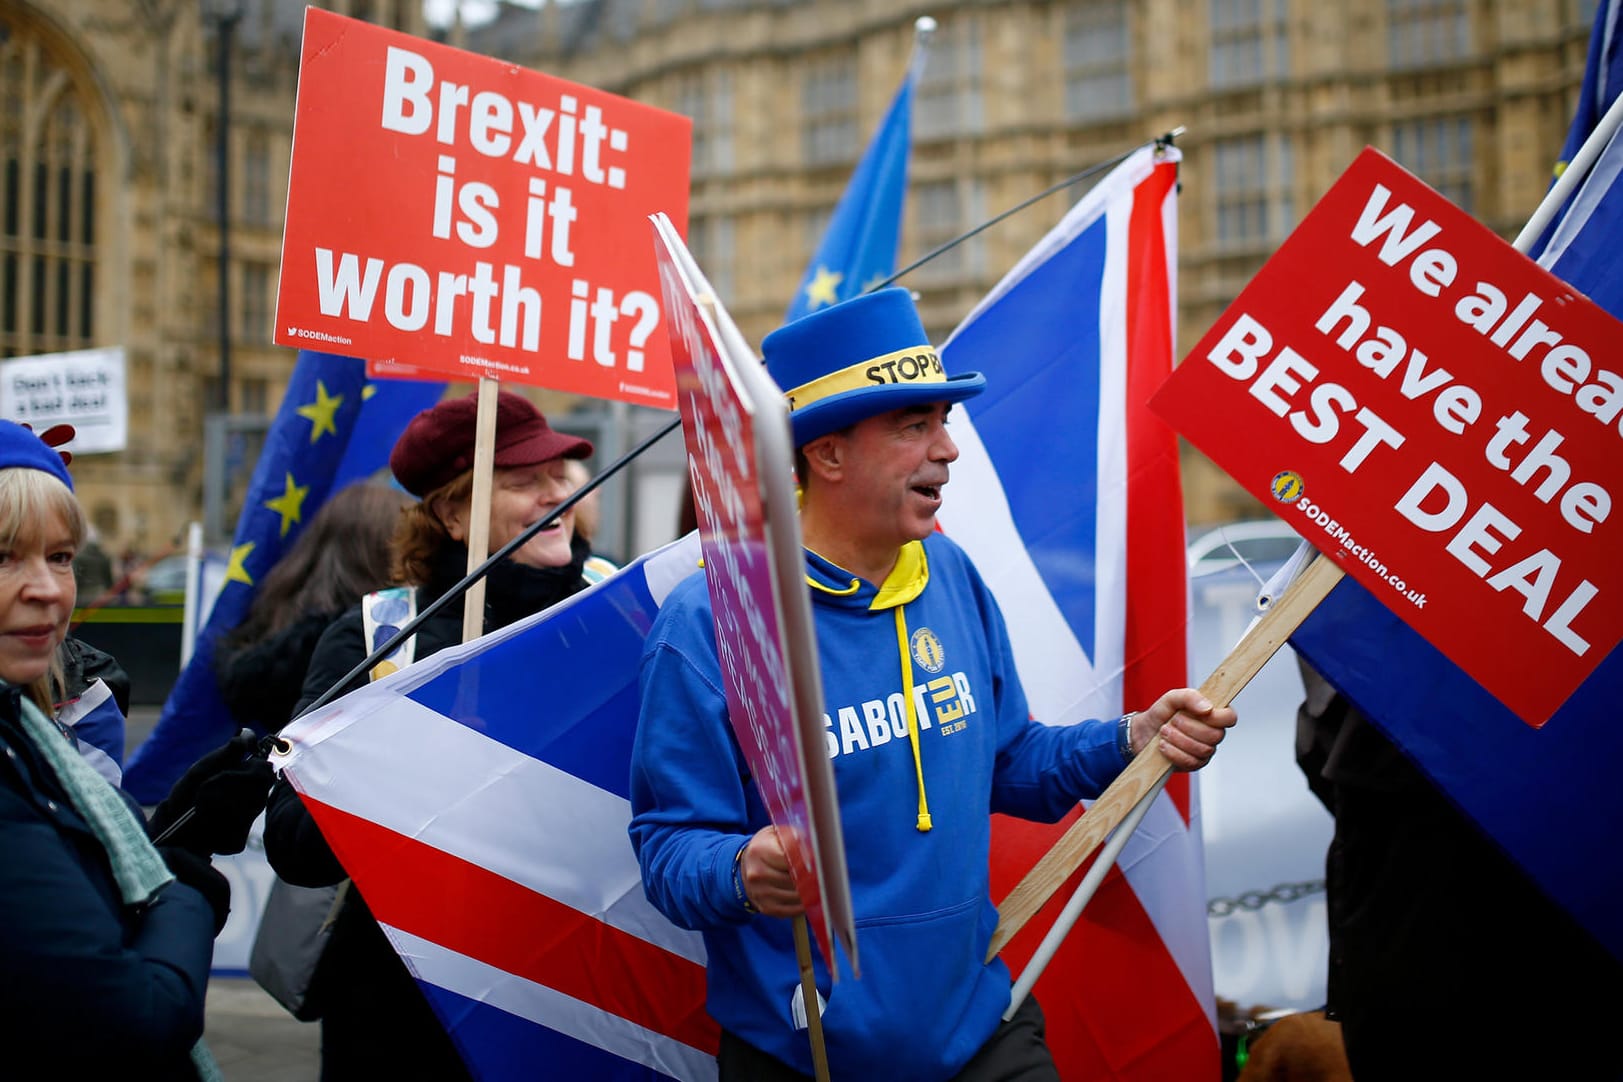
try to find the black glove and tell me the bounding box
[148,729,276,856]
[158,846,231,935]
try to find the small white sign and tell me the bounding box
[0,346,128,453]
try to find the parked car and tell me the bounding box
[128,554,191,606]
[1187,518,1306,578]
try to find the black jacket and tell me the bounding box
[215,610,339,735]
[0,686,213,1079]
[1296,659,1623,1080]
[61,636,132,716]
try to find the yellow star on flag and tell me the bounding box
[804,266,843,310]
[223,542,256,587]
[361,383,377,401]
[296,380,344,443]
[264,472,309,538]
[861,273,889,293]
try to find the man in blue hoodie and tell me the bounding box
[630,287,1235,1082]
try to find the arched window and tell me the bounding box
[0,13,99,359]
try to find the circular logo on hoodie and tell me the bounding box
[911,628,946,673]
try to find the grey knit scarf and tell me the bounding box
[14,685,223,1081]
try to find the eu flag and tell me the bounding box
[1528,0,1623,263]
[1531,0,1623,317]
[783,42,925,322]
[122,353,442,802]
[1549,0,1623,188]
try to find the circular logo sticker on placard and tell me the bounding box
[1270,470,1305,502]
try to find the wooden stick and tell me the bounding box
[986,552,1345,961]
[461,377,499,645]
[792,915,832,1082]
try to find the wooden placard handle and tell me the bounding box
[461,377,500,645]
[793,915,832,1082]
[986,553,1345,961]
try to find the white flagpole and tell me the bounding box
[910,14,937,76]
[1003,774,1167,1020]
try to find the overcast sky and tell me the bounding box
[422,0,545,29]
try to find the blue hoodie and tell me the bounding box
[629,532,1130,1081]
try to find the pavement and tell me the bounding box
[204,979,321,1080]
[125,705,322,1080]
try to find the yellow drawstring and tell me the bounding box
[893,604,932,832]
[805,541,933,831]
[807,572,863,596]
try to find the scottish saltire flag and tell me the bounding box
[275,533,717,1081]
[783,41,923,321]
[122,353,442,802]
[1291,85,1623,960]
[936,145,1215,1078]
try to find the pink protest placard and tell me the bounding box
[650,214,856,973]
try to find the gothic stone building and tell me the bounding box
[0,0,1598,558]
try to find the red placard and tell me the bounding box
[1152,148,1623,726]
[274,9,690,409]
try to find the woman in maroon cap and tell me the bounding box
[260,390,612,1081]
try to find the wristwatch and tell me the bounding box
[1116,712,1136,764]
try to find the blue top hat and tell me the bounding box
[762,287,985,446]
[0,421,73,490]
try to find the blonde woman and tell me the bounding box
[0,421,254,1080]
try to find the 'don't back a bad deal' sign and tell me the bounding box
[275,9,691,408]
[1152,148,1622,726]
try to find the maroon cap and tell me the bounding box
[389,390,593,498]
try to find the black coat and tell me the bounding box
[60,636,133,717]
[0,686,214,1079]
[215,610,339,735]
[263,540,594,1080]
[1296,660,1623,1080]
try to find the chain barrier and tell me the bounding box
[1207,879,1325,917]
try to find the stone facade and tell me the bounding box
[0,0,1598,556]
[0,0,421,558]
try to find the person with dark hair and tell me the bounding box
[262,389,614,1080]
[0,421,268,1079]
[213,481,412,735]
[630,289,1236,1081]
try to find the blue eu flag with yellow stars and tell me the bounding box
[1528,0,1623,261]
[783,38,926,323]
[122,352,442,802]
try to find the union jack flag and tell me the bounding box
[276,533,717,1080]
